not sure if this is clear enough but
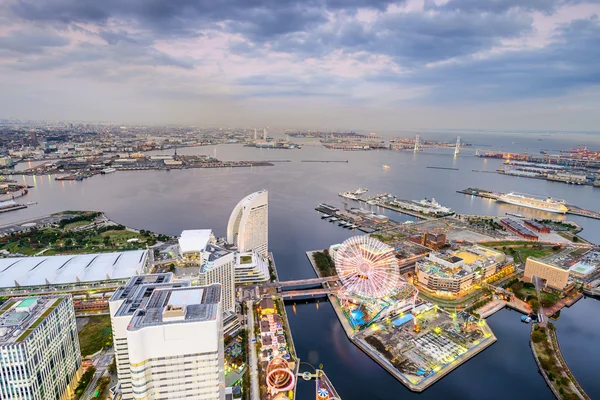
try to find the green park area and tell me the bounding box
[482,242,561,263]
[240,255,252,264]
[509,281,560,312]
[313,250,336,277]
[0,212,169,256]
[77,315,113,357]
[531,323,587,400]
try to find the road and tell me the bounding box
[80,348,114,400]
[533,276,545,325]
[246,301,260,400]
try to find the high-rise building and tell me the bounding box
[109,274,188,400]
[178,230,236,315]
[235,251,270,284]
[0,295,82,400]
[227,190,269,257]
[127,285,225,400]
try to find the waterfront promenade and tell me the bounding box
[531,324,590,400]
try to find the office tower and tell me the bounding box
[254,128,257,140]
[0,295,82,400]
[263,128,267,140]
[178,230,236,316]
[227,190,269,257]
[127,285,225,400]
[109,274,187,400]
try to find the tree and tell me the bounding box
[572,236,579,242]
[107,356,117,375]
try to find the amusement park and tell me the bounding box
[326,235,497,392]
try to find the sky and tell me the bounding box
[0,0,599,132]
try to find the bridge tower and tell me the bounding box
[454,136,461,156]
[414,134,420,152]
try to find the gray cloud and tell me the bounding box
[383,17,600,102]
[0,29,70,54]
[267,9,533,66]
[10,0,401,39]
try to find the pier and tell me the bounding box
[301,160,349,163]
[426,166,459,171]
[457,188,600,220]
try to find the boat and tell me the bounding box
[367,200,377,205]
[339,192,358,200]
[505,212,525,218]
[382,165,391,170]
[101,167,116,174]
[25,201,37,205]
[521,315,532,323]
[55,175,76,181]
[497,192,568,214]
[354,188,368,195]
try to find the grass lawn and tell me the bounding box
[78,315,112,357]
[64,220,91,230]
[481,241,541,247]
[0,241,40,256]
[99,230,143,246]
[240,255,252,264]
[516,247,557,261]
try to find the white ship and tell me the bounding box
[354,188,368,195]
[101,167,117,174]
[497,192,568,214]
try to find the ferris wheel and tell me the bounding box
[334,235,401,299]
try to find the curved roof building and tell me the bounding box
[227,190,268,257]
[0,250,148,289]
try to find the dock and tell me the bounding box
[457,188,600,220]
[426,166,459,171]
[301,160,349,163]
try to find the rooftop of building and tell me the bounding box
[204,244,233,264]
[111,274,190,318]
[128,285,221,330]
[0,295,68,345]
[179,229,213,254]
[535,248,600,271]
[111,273,173,302]
[417,247,503,279]
[0,250,148,289]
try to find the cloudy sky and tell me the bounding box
[1,0,599,131]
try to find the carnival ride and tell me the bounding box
[334,236,400,299]
[266,358,296,394]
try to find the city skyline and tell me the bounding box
[1,0,599,131]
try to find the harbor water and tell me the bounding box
[2,137,600,399]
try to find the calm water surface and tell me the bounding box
[2,141,599,399]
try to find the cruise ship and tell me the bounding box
[497,192,568,214]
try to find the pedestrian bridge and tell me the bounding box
[258,276,340,289]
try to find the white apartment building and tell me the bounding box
[126,285,225,400]
[227,190,269,257]
[0,295,82,400]
[109,274,188,400]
